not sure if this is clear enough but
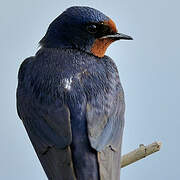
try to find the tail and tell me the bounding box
[70,138,100,180]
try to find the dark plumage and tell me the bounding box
[17,6,132,180]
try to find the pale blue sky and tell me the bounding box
[1,0,180,179]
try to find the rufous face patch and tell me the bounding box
[91,19,117,57]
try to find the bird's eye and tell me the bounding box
[86,24,97,34]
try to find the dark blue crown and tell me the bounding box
[39,6,110,51]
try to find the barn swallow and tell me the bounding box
[17,6,132,180]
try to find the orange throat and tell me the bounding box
[91,38,115,58]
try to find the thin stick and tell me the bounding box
[121,141,162,168]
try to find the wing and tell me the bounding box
[85,57,125,180]
[17,58,76,180]
[86,59,125,152]
[86,85,125,180]
[17,95,72,152]
[86,90,125,150]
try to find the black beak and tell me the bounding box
[100,33,133,40]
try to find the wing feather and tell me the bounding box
[85,57,125,180]
[17,57,76,179]
[86,57,125,152]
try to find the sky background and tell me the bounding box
[1,0,180,179]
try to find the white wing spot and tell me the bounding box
[64,77,73,90]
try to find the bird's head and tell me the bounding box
[39,6,133,58]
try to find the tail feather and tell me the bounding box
[98,146,121,180]
[36,146,76,180]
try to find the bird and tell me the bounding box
[16,6,132,180]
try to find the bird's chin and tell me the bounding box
[90,38,115,58]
